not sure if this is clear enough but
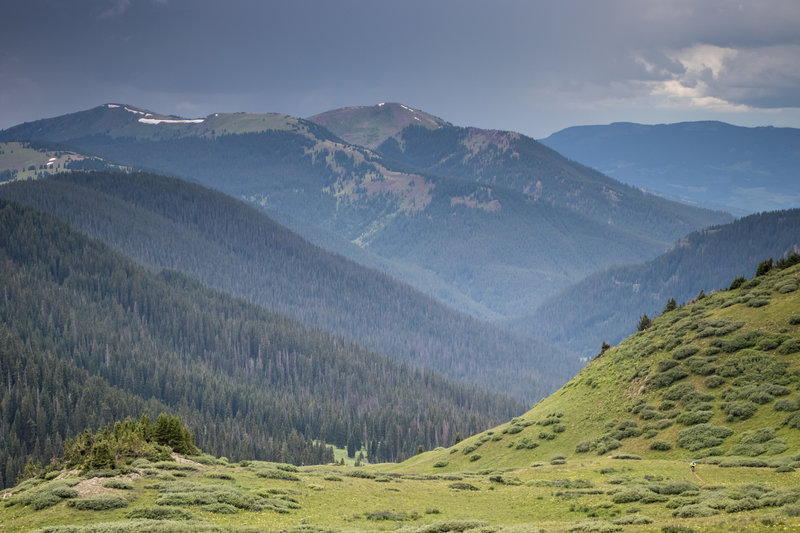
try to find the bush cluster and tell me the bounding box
[677,424,733,451]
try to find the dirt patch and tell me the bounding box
[74,477,111,497]
[56,469,81,480]
[172,454,203,468]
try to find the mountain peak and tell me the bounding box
[308,102,449,149]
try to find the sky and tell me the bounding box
[2,0,800,138]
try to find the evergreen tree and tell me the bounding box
[637,314,653,332]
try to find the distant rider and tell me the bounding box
[690,460,695,473]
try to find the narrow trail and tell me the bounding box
[692,471,704,483]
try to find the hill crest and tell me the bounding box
[309,102,449,149]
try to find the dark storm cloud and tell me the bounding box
[1,0,799,136]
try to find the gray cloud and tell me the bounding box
[1,0,799,136]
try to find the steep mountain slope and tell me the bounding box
[311,103,732,245]
[540,121,800,214]
[0,104,731,320]
[408,258,800,472]
[0,198,522,488]
[510,209,800,357]
[0,171,575,401]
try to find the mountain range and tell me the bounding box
[540,121,800,214]
[0,103,732,322]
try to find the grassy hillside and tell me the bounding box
[0,171,575,402]
[512,209,800,357]
[409,259,800,471]
[0,141,123,181]
[3,262,800,532]
[0,198,522,488]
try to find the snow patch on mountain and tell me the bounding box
[138,118,205,125]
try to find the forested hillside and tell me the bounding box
[511,209,800,357]
[0,199,522,488]
[0,171,576,401]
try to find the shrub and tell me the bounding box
[612,514,652,525]
[152,461,197,472]
[722,401,758,421]
[433,461,448,468]
[672,503,719,518]
[676,411,713,426]
[469,454,481,462]
[102,479,133,490]
[201,502,238,514]
[655,419,674,430]
[448,482,479,491]
[611,486,650,503]
[515,437,539,450]
[126,506,194,520]
[704,375,725,388]
[663,382,695,401]
[658,359,680,372]
[718,457,769,468]
[650,440,672,451]
[677,424,734,451]
[416,520,489,533]
[650,481,697,495]
[255,469,300,481]
[785,504,800,517]
[748,298,770,308]
[776,281,797,293]
[684,356,716,376]
[789,314,800,325]
[672,345,700,360]
[784,412,800,429]
[725,497,762,513]
[67,495,129,510]
[50,485,79,499]
[774,399,799,412]
[568,518,622,532]
[205,472,234,480]
[648,367,689,389]
[779,339,800,355]
[344,470,375,479]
